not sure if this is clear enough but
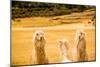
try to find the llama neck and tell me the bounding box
[62,55,71,62]
[61,49,71,62]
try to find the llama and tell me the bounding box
[88,15,95,26]
[58,39,71,63]
[76,30,88,62]
[33,30,48,64]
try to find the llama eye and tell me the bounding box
[36,33,39,36]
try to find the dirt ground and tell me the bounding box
[12,10,96,65]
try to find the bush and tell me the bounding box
[12,1,94,19]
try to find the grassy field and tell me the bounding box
[12,28,95,65]
[12,10,96,65]
[12,9,95,28]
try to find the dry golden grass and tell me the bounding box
[12,10,96,65]
[12,9,95,28]
[12,28,95,65]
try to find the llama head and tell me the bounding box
[76,29,85,40]
[58,39,69,50]
[34,30,45,41]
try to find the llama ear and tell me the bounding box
[59,41,62,43]
[58,40,62,44]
